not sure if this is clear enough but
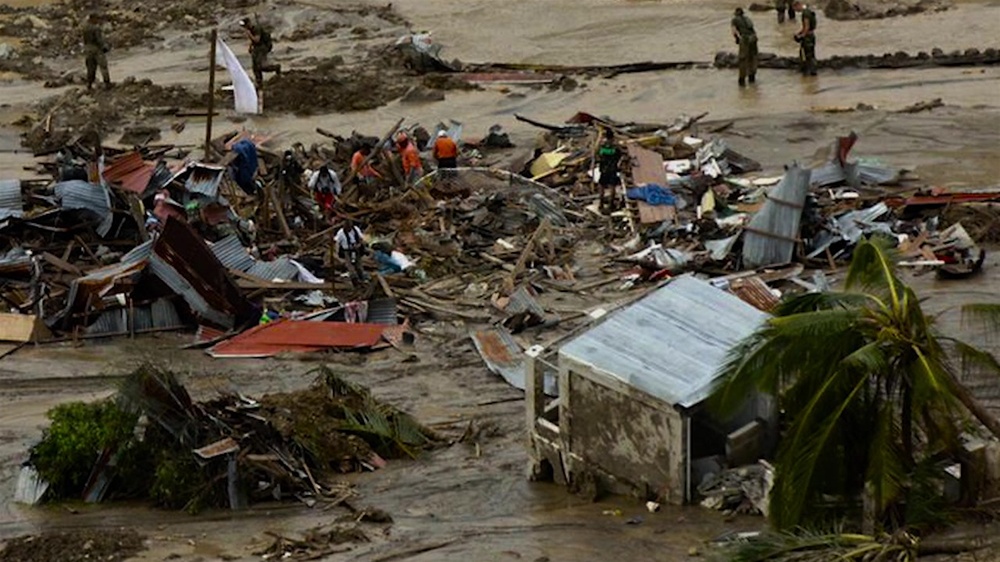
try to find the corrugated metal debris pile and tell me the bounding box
[17,365,435,511]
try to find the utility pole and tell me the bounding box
[205,28,218,162]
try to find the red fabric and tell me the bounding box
[314,191,334,212]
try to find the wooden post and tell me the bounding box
[205,29,218,162]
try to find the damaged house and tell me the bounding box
[525,275,775,504]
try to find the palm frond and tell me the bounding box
[771,369,870,529]
[960,303,1000,340]
[865,403,906,524]
[844,238,903,309]
[774,291,875,316]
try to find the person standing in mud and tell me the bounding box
[395,133,424,187]
[240,17,281,87]
[731,8,758,86]
[334,218,368,285]
[82,13,111,91]
[432,130,458,184]
[596,128,622,212]
[775,0,796,23]
[794,2,818,75]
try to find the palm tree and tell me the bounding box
[711,238,1000,531]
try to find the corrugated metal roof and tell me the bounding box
[209,320,386,358]
[0,180,23,220]
[471,327,526,390]
[559,275,767,409]
[184,164,226,198]
[742,164,810,269]
[84,299,185,335]
[210,235,255,272]
[367,298,398,325]
[102,152,155,194]
[210,235,302,283]
[247,257,299,282]
[54,180,113,237]
[506,285,546,319]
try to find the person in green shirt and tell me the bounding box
[82,13,111,91]
[794,2,818,75]
[731,8,758,86]
[596,129,622,212]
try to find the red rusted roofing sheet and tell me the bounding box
[729,276,780,312]
[209,320,387,358]
[103,152,155,194]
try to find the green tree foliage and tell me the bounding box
[712,238,1000,530]
[30,400,138,499]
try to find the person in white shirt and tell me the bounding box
[308,164,341,214]
[334,218,367,284]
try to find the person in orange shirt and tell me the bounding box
[395,133,424,186]
[432,130,458,169]
[350,145,381,186]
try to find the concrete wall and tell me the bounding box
[560,357,686,504]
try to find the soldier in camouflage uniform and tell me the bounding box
[794,2,818,75]
[240,18,281,87]
[82,13,111,90]
[731,8,758,86]
[775,0,796,23]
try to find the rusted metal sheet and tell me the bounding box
[184,164,226,198]
[209,320,387,358]
[471,327,526,390]
[729,276,780,312]
[151,218,254,329]
[628,145,667,187]
[102,152,155,194]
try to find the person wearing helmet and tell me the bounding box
[793,2,818,76]
[731,7,758,86]
[396,133,424,186]
[432,131,458,170]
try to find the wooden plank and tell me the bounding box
[41,252,82,276]
[0,313,52,343]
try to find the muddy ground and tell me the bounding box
[0,0,999,560]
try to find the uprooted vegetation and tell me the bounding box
[26,364,435,513]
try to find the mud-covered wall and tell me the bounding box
[563,363,686,504]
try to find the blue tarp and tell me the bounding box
[230,140,258,194]
[626,184,677,206]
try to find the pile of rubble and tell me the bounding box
[0,106,994,359]
[17,365,434,511]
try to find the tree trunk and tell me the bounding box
[948,373,1000,439]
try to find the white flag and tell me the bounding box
[215,38,259,114]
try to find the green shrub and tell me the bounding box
[30,400,138,499]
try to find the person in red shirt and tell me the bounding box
[396,133,424,186]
